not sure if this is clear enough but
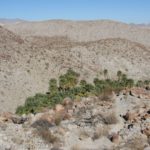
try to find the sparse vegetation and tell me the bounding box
[100,89,114,101]
[136,79,150,88]
[93,125,110,140]
[35,127,58,144]
[79,130,90,140]
[16,69,149,115]
[54,113,62,126]
[31,119,53,129]
[102,111,118,124]
[124,137,146,150]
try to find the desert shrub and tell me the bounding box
[55,118,61,126]
[31,119,53,129]
[92,125,110,140]
[35,127,58,144]
[124,137,146,150]
[100,89,114,101]
[54,113,62,126]
[80,80,87,87]
[79,129,90,140]
[102,112,118,124]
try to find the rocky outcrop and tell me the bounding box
[130,87,150,99]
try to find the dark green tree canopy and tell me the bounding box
[16,68,149,115]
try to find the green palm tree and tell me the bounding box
[103,69,108,79]
[117,70,122,81]
[59,69,79,90]
[136,80,143,87]
[121,74,127,81]
[144,80,149,86]
[49,78,58,94]
[127,79,134,88]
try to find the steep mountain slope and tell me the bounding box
[4,20,150,46]
[0,25,24,44]
[0,23,150,112]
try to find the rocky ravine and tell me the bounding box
[0,87,149,150]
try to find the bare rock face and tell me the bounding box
[123,111,138,122]
[109,133,120,144]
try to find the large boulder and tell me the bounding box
[142,128,150,137]
[123,111,138,122]
[0,116,8,123]
[62,97,73,109]
[109,133,120,144]
[11,116,27,124]
[55,104,65,113]
[130,87,150,99]
[31,113,55,128]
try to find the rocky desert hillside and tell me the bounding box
[0,19,150,150]
[0,88,150,150]
[0,20,150,113]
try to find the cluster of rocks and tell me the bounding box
[0,87,149,150]
[115,88,150,150]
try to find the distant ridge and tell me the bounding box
[0,18,26,25]
[3,19,150,46]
